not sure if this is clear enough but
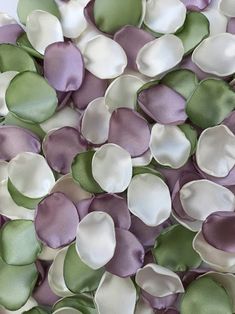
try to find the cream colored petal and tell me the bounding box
[192,34,235,76]
[172,212,202,232]
[26,10,64,55]
[0,297,37,313]
[8,152,55,198]
[95,272,136,314]
[132,149,152,167]
[202,9,227,36]
[127,174,171,227]
[38,245,59,261]
[76,212,116,269]
[150,124,191,169]
[74,23,100,54]
[0,161,8,183]
[196,125,235,177]
[144,0,186,34]
[135,263,184,297]
[92,144,132,193]
[0,12,16,26]
[0,71,18,116]
[136,35,184,77]
[105,75,144,112]
[219,0,235,17]
[83,35,127,79]
[81,97,111,144]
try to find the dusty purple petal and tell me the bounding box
[0,24,23,44]
[43,127,87,174]
[72,70,108,110]
[180,0,211,11]
[76,197,94,220]
[56,91,72,111]
[138,84,187,125]
[88,194,131,230]
[114,26,155,70]
[182,268,209,288]
[0,126,41,161]
[162,309,179,314]
[35,192,79,249]
[130,216,170,249]
[227,18,235,34]
[108,108,151,157]
[44,41,84,92]
[202,211,235,253]
[105,228,145,277]
[142,290,178,310]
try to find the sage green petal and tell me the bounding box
[0,44,37,73]
[71,151,103,194]
[53,295,97,314]
[8,179,42,210]
[17,33,44,60]
[94,0,143,34]
[6,71,57,124]
[0,257,38,311]
[179,124,198,155]
[186,79,235,129]
[153,224,201,272]
[133,166,164,180]
[24,307,51,314]
[161,69,198,99]
[177,12,209,55]
[64,244,104,294]
[17,0,60,25]
[0,220,42,266]
[180,277,233,314]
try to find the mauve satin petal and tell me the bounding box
[130,216,170,249]
[88,194,131,230]
[43,127,87,174]
[227,18,235,34]
[163,309,179,314]
[44,41,84,92]
[202,211,235,253]
[138,84,187,125]
[0,24,23,44]
[35,192,79,249]
[180,0,211,11]
[0,126,41,161]
[56,91,72,111]
[142,290,178,310]
[76,197,94,220]
[72,70,108,110]
[114,26,155,70]
[182,268,209,288]
[105,228,145,277]
[108,108,151,157]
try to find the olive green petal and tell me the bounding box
[179,124,198,155]
[133,166,165,180]
[0,220,42,266]
[186,79,235,129]
[53,295,97,314]
[0,257,38,311]
[180,277,233,314]
[17,0,60,25]
[8,179,43,210]
[177,12,209,55]
[6,71,57,124]
[17,33,44,60]
[0,44,37,73]
[24,307,51,314]
[161,69,198,99]
[94,0,143,34]
[153,224,201,272]
[71,151,103,194]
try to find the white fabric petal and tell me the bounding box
[136,35,184,77]
[51,174,92,204]
[8,152,55,198]
[127,173,171,227]
[144,0,186,34]
[135,263,184,297]
[40,107,81,133]
[150,124,191,169]
[53,309,82,314]
[0,71,18,116]
[38,245,59,261]
[219,0,235,17]
[48,247,73,297]
[0,161,8,183]
[192,33,235,76]
[83,35,127,79]
[135,297,155,314]
[92,144,132,193]
[74,23,100,54]
[193,231,235,272]
[196,125,235,177]
[202,8,227,36]
[132,149,152,167]
[172,212,202,232]
[81,97,111,144]
[0,180,35,220]
[180,179,235,221]
[0,297,37,314]
[26,10,64,55]
[0,12,16,26]
[95,272,136,314]
[76,212,116,270]
[105,75,144,112]
[57,0,87,38]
